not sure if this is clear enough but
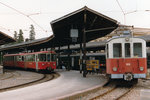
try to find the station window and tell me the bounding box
[113,43,122,58]
[133,43,142,57]
[125,43,131,57]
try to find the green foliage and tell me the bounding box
[29,24,35,41]
[14,31,18,41]
[18,29,24,43]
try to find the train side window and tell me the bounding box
[47,54,51,62]
[113,43,122,58]
[38,54,46,61]
[26,55,35,61]
[133,43,142,57]
[125,43,131,57]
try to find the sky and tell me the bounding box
[0,0,150,39]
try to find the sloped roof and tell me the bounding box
[0,31,15,45]
[50,6,118,46]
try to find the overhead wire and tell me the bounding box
[116,0,125,15]
[0,1,47,33]
[116,0,127,24]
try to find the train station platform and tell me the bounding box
[0,70,107,100]
[141,89,150,100]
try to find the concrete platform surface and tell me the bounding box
[141,89,150,100]
[0,70,107,100]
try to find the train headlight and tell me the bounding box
[113,67,117,72]
[125,37,129,41]
[140,67,144,71]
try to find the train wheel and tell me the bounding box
[45,67,53,74]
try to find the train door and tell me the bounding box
[24,55,27,69]
[35,54,38,71]
[14,56,17,67]
[124,43,133,72]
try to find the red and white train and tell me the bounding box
[106,35,147,81]
[3,51,57,72]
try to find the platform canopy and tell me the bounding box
[50,6,118,47]
[0,31,15,45]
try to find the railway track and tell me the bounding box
[77,80,136,100]
[89,82,135,100]
[0,70,59,92]
[0,70,22,81]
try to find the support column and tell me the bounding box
[82,9,87,77]
[80,43,82,73]
[58,46,61,69]
[67,44,71,71]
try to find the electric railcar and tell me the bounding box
[106,36,147,81]
[3,51,56,72]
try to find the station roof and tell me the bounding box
[0,6,118,52]
[50,6,118,46]
[0,31,15,45]
[0,36,54,51]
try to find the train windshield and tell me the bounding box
[113,43,122,58]
[125,43,131,57]
[133,43,142,57]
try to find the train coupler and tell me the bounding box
[124,73,133,81]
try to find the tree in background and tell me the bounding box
[18,29,24,43]
[14,31,18,41]
[29,24,35,41]
[25,38,29,42]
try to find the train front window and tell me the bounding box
[125,43,131,57]
[38,54,46,61]
[106,44,109,58]
[133,43,142,57]
[113,43,122,58]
